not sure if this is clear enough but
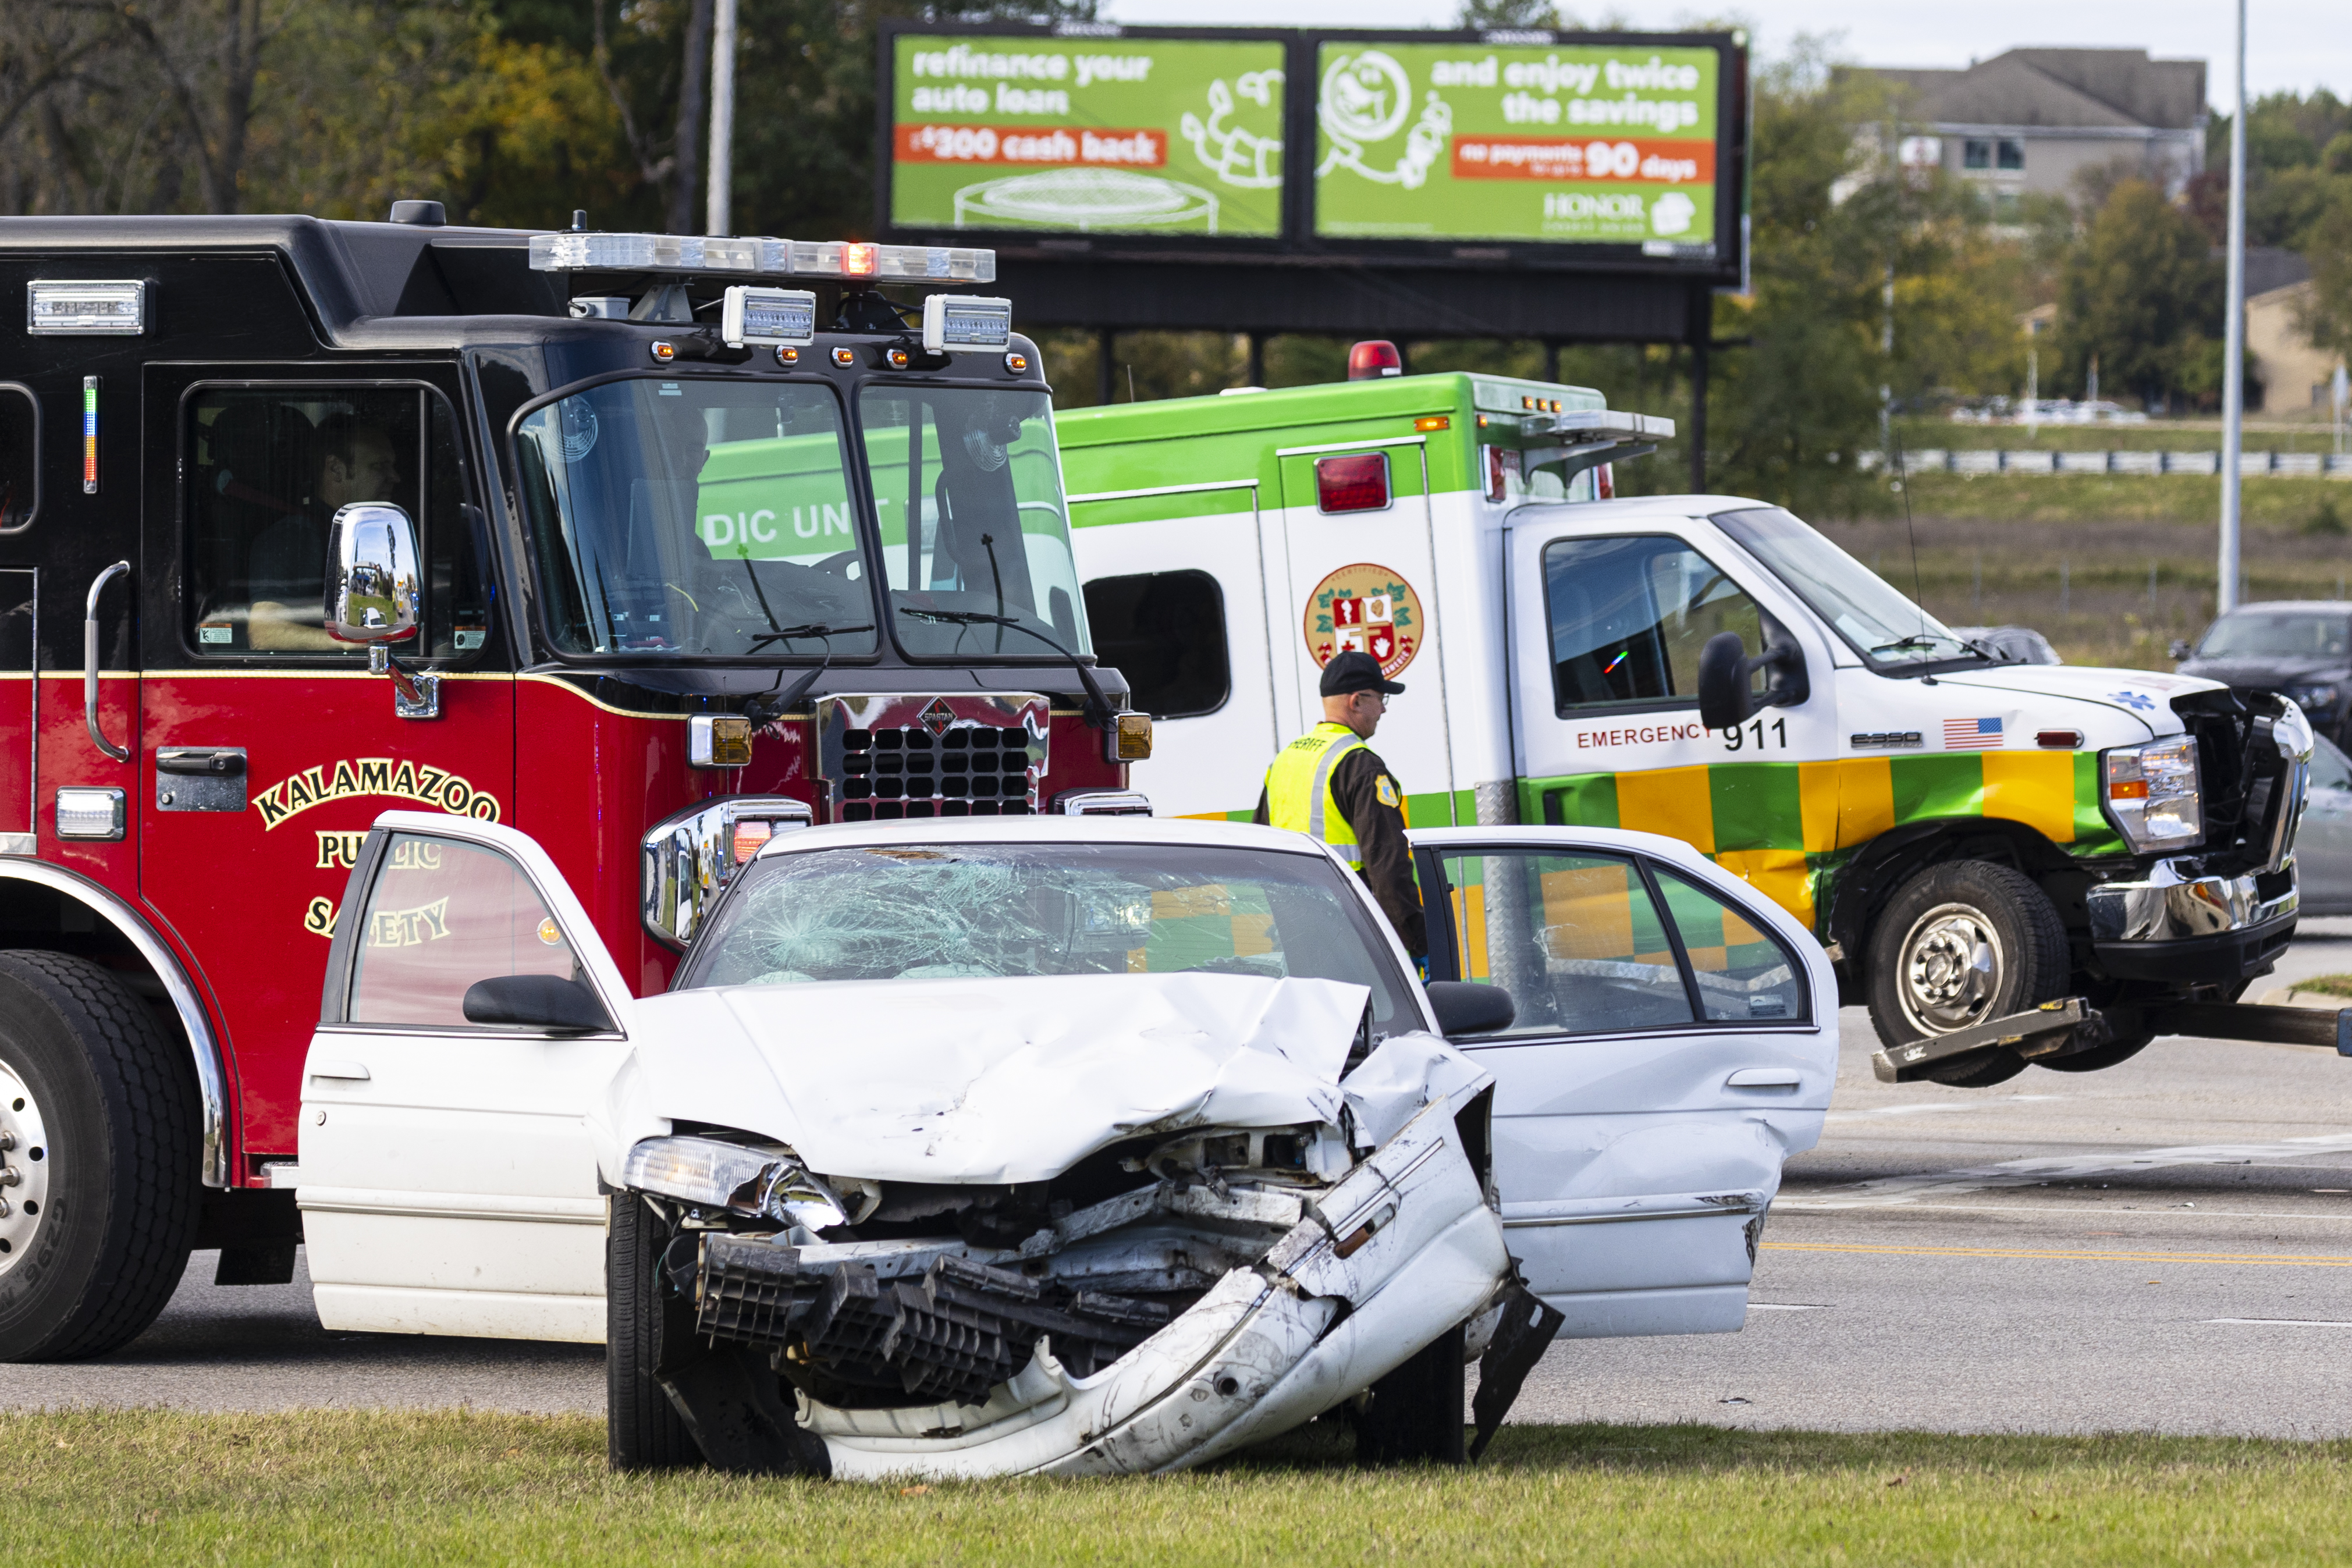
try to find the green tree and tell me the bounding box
[2055,178,2220,409]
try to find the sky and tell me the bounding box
[1098,0,2350,104]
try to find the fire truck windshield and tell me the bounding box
[857,388,1091,661]
[516,379,879,658]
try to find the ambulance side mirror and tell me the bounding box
[326,503,422,645]
[1698,630,1809,731]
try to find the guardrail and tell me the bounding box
[1860,449,2351,477]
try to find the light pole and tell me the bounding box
[705,0,738,236]
[2218,0,2248,613]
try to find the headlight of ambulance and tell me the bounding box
[2102,736,2203,854]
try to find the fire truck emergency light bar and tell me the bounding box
[528,233,994,285]
[720,286,818,349]
[922,295,1013,354]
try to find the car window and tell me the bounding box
[1540,534,1763,713]
[681,841,1422,1039]
[1650,869,1809,1023]
[2313,735,2352,792]
[2198,613,2352,659]
[187,386,483,658]
[1438,848,1693,1034]
[346,834,579,1027]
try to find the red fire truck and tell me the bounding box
[0,207,1149,1359]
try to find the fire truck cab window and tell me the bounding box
[1082,570,1230,719]
[859,388,1090,661]
[0,387,35,534]
[515,379,877,658]
[347,834,581,1029]
[1541,534,1763,713]
[187,387,482,657]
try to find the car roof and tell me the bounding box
[752,815,1330,861]
[2219,602,2352,613]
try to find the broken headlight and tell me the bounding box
[2102,735,2203,854]
[622,1135,857,1230]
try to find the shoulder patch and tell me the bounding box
[1376,774,1401,808]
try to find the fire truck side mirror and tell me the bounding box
[325,503,423,645]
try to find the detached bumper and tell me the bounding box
[2085,857,2297,984]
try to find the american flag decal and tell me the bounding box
[1943,716,2004,750]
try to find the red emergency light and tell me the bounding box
[1348,340,1404,380]
[1316,452,1390,513]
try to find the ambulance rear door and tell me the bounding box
[1277,436,1463,826]
[1503,508,1841,918]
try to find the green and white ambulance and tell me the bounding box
[1060,361,2318,1083]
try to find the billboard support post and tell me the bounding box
[1097,330,1116,406]
[706,0,738,236]
[1687,285,1710,494]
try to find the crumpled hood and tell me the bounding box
[605,972,1378,1186]
[1928,662,2222,734]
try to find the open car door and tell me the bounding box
[296,810,634,1342]
[1411,826,1836,1336]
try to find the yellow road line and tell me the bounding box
[1761,1242,2352,1267]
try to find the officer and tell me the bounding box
[1254,649,1425,957]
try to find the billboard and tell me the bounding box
[1311,40,1723,257]
[886,33,1288,238]
[877,24,1746,282]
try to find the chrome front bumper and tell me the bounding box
[2087,856,2300,945]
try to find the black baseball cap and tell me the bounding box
[1320,650,1406,697]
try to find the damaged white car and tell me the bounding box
[294,815,1834,1479]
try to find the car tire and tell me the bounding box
[1866,861,2072,1088]
[0,951,200,1361]
[607,1190,697,1471]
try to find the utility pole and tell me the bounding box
[705,0,738,236]
[2218,0,2248,614]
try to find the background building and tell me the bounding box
[1856,48,2208,214]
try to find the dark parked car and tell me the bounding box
[2174,601,2352,745]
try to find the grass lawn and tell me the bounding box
[16,1409,2352,1566]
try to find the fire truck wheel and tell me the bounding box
[1866,861,2071,1089]
[0,951,200,1361]
[607,1192,697,1470]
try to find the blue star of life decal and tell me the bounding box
[2108,690,2157,712]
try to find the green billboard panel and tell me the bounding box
[1313,40,1723,253]
[889,34,1288,239]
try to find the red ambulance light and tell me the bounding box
[1348,340,1404,380]
[1316,453,1390,513]
[841,243,879,278]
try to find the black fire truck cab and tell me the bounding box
[0,209,1147,1360]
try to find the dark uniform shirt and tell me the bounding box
[1253,745,1426,956]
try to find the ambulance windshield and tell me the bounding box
[858,388,1091,662]
[515,379,879,658]
[1713,506,1987,671]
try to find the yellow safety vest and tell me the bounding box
[1264,722,1368,867]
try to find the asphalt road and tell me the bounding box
[13,922,2352,1435]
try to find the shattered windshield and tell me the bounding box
[515,378,878,658]
[1713,506,1986,671]
[858,389,1090,662]
[680,841,1419,1036]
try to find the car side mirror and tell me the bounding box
[1426,980,1516,1037]
[2169,638,2193,662]
[1698,630,1810,732]
[461,973,613,1034]
[326,502,423,645]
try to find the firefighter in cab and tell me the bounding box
[1254,650,1426,958]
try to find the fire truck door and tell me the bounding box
[1277,440,1461,824]
[138,372,511,1171]
[1416,837,1831,1337]
[1,568,31,855]
[299,817,629,1343]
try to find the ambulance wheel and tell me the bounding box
[607,1192,697,1471]
[0,951,200,1361]
[1866,862,2070,1088]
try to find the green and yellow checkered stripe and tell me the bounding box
[1522,752,2126,934]
[1127,883,1276,972]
